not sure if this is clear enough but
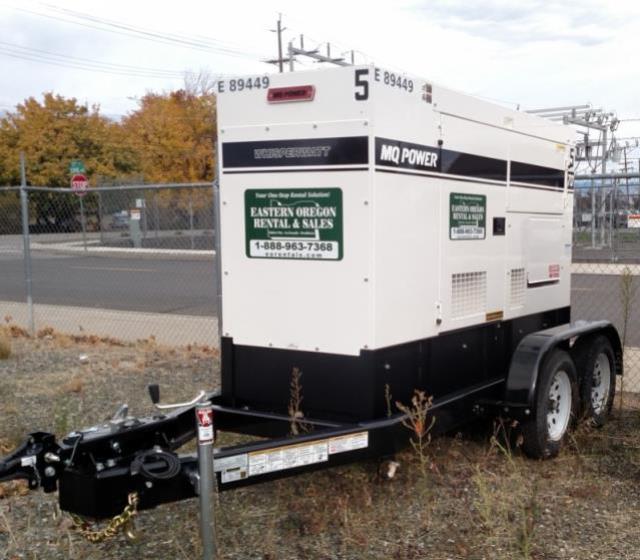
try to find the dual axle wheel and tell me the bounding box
[521,335,616,459]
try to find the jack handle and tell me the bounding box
[147,384,207,411]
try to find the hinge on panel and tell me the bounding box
[435,301,443,326]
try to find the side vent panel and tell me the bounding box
[451,272,487,319]
[509,268,526,308]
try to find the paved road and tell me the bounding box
[571,273,638,344]
[0,251,217,316]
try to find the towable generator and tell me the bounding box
[0,66,622,522]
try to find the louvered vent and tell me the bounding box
[451,272,486,319]
[510,268,526,308]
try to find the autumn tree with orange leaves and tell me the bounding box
[0,82,218,225]
[0,92,135,187]
[122,88,216,184]
[0,93,137,227]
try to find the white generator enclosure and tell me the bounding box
[216,66,575,423]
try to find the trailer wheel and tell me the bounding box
[521,349,578,459]
[576,335,616,427]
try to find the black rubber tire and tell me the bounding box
[521,349,578,459]
[575,335,616,427]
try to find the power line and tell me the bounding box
[0,41,186,78]
[40,1,260,56]
[8,3,264,61]
[0,47,185,79]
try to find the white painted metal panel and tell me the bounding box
[220,168,372,356]
[432,84,574,146]
[372,173,441,348]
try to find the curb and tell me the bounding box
[30,242,215,261]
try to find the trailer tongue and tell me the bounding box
[0,65,621,540]
[0,388,405,518]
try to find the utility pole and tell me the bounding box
[265,14,290,72]
[288,41,294,72]
[275,14,284,73]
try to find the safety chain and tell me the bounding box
[70,492,140,543]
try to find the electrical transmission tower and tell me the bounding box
[526,105,627,249]
[526,105,619,174]
[264,15,355,72]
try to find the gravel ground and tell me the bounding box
[1,327,640,560]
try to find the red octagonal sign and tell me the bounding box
[70,173,88,198]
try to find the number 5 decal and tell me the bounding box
[354,69,369,100]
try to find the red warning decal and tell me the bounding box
[196,408,214,444]
[196,408,213,427]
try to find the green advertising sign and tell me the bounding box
[69,160,85,174]
[245,188,343,260]
[449,192,486,240]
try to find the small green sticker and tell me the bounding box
[449,192,486,240]
[69,160,85,174]
[245,188,343,260]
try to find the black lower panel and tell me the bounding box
[221,307,570,425]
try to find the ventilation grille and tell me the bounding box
[510,268,526,308]
[451,272,487,319]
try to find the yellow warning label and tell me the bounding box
[485,310,504,322]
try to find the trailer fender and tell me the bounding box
[504,321,622,411]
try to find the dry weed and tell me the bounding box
[288,367,310,435]
[0,333,10,360]
[63,376,85,395]
[396,390,436,478]
[0,480,29,499]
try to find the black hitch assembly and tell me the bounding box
[0,385,407,519]
[0,389,206,518]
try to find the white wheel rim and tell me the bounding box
[547,370,572,441]
[591,352,611,415]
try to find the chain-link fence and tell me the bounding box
[571,177,640,394]
[573,177,640,263]
[1,180,640,392]
[0,183,218,348]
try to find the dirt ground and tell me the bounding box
[1,327,640,560]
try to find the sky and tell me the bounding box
[1,0,640,163]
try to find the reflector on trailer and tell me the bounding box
[267,85,315,103]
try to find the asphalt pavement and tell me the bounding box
[0,251,217,316]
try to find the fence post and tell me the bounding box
[19,153,35,336]
[189,193,195,250]
[154,192,160,240]
[79,197,88,252]
[97,190,105,245]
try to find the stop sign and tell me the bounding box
[70,173,88,197]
